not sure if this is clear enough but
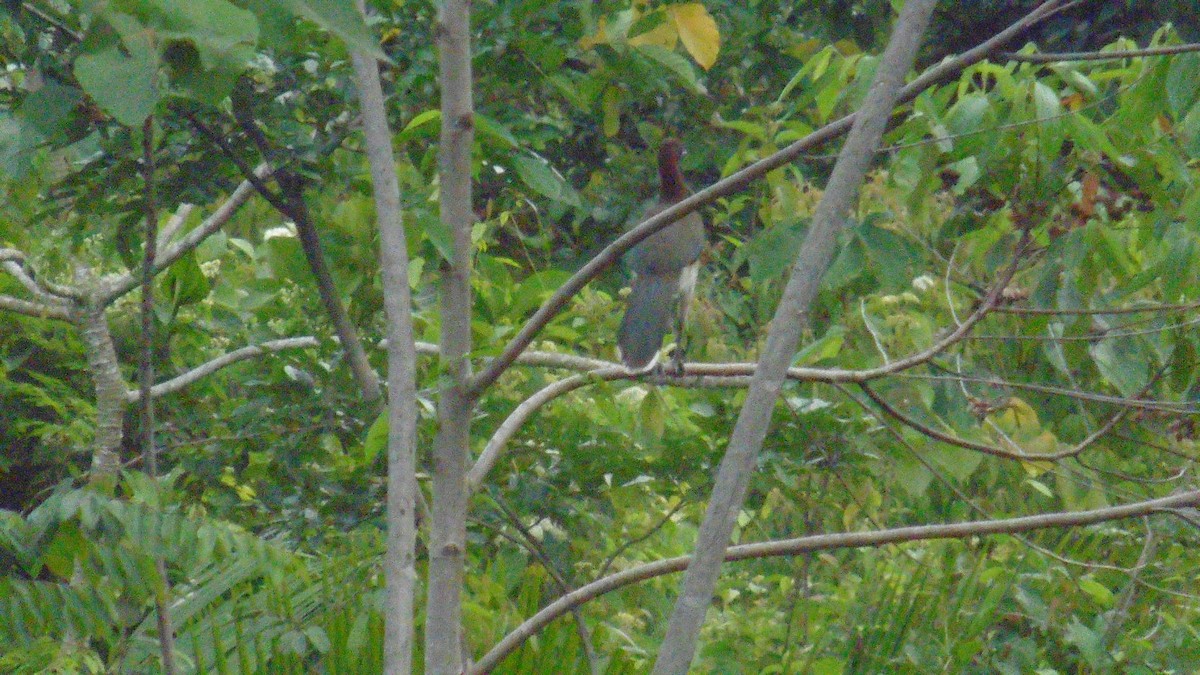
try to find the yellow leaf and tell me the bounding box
[602,86,621,137]
[579,16,609,50]
[629,18,678,50]
[667,3,719,70]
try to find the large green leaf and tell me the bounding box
[251,0,385,60]
[74,15,161,126]
[513,155,581,207]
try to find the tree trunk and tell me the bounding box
[78,303,127,488]
[427,0,476,671]
[651,2,938,672]
[349,8,421,671]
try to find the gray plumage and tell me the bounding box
[617,141,705,371]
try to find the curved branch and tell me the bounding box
[467,0,1074,398]
[472,490,1200,674]
[1,248,79,302]
[469,369,617,490]
[1,260,70,305]
[858,381,1133,462]
[468,238,1021,490]
[125,337,318,403]
[100,167,269,306]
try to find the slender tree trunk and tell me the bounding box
[651,2,938,673]
[349,6,421,671]
[427,0,476,672]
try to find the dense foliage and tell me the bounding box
[3,0,1200,672]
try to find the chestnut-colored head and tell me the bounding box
[657,138,688,201]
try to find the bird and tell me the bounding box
[617,138,705,374]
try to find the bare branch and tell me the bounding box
[0,294,70,320]
[101,168,268,306]
[905,373,1197,414]
[1,248,79,302]
[468,0,1075,398]
[124,337,318,403]
[1002,42,1200,63]
[156,204,197,249]
[1,260,69,305]
[472,490,1200,674]
[858,381,1133,462]
[993,300,1200,316]
[469,369,619,490]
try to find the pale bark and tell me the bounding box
[350,3,421,670]
[77,302,126,486]
[652,2,938,672]
[125,337,318,403]
[427,0,476,671]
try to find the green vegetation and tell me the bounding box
[3,0,1200,672]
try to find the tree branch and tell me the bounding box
[473,490,1200,674]
[467,0,1075,398]
[1002,42,1200,63]
[857,380,1133,462]
[101,169,268,306]
[124,337,318,403]
[0,293,71,320]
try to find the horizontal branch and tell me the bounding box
[1001,42,1200,63]
[473,489,1200,673]
[0,293,71,320]
[992,299,1200,316]
[905,373,1197,414]
[125,337,318,403]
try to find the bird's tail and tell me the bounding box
[617,273,677,371]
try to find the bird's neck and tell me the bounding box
[659,157,688,202]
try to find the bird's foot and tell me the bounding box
[666,346,686,377]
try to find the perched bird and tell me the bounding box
[617,139,705,373]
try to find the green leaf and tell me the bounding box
[18,81,82,139]
[602,86,621,137]
[1064,619,1109,669]
[1078,576,1114,608]
[892,451,932,497]
[742,218,805,282]
[1088,333,1149,398]
[251,0,385,61]
[857,221,921,291]
[155,0,259,104]
[639,388,666,439]
[398,109,441,142]
[161,250,211,309]
[1168,53,1200,117]
[74,16,161,126]
[794,326,844,365]
[635,44,702,92]
[361,411,387,465]
[512,155,581,207]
